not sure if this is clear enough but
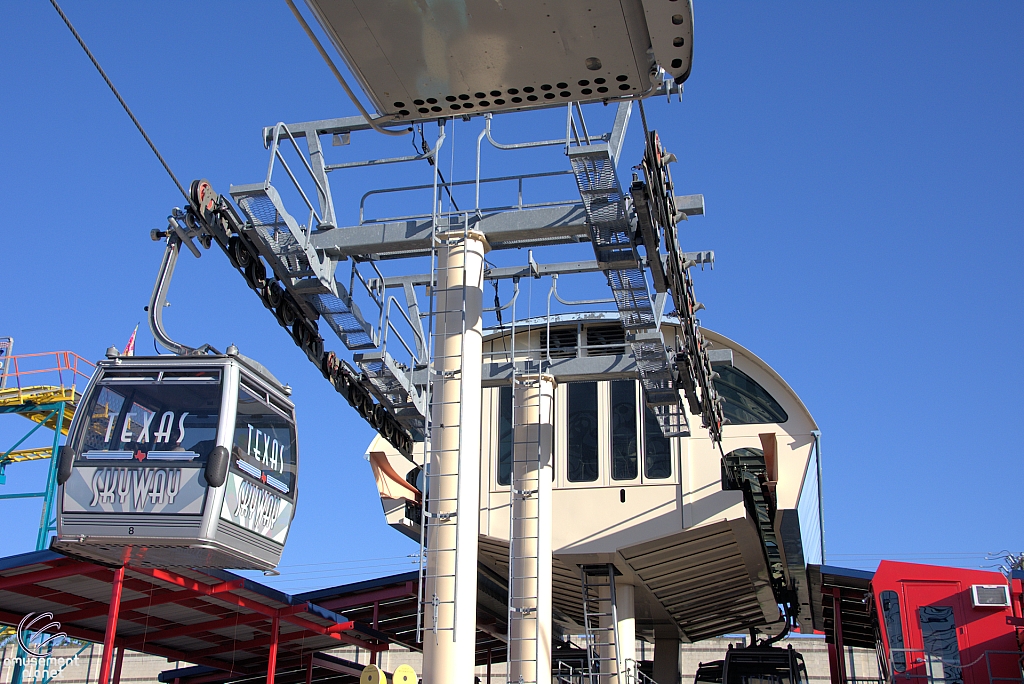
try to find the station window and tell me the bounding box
[643,405,672,479]
[713,365,788,425]
[880,590,906,673]
[610,381,638,480]
[566,382,599,482]
[497,385,513,486]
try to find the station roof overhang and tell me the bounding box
[0,551,510,684]
[302,0,694,125]
[807,564,877,650]
[0,550,389,679]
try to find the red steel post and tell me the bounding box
[832,588,848,684]
[266,614,280,684]
[112,646,125,684]
[97,566,125,684]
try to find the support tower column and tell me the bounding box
[422,230,488,684]
[508,374,555,683]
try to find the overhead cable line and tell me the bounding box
[48,0,195,211]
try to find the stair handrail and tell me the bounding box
[348,259,387,348]
[265,122,328,235]
[623,658,658,684]
[381,294,425,368]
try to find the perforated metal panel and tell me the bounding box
[304,0,693,123]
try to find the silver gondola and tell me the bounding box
[52,351,298,570]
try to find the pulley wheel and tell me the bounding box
[359,393,374,420]
[245,258,267,290]
[232,237,252,268]
[190,178,216,213]
[265,282,284,309]
[393,664,417,683]
[291,322,308,347]
[277,301,296,327]
[382,418,396,441]
[371,404,388,430]
[308,336,324,363]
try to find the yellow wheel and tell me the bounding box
[360,663,386,684]
[392,664,417,683]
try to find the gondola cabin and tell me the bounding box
[52,353,297,570]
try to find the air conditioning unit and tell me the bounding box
[971,584,1011,608]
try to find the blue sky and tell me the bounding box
[0,2,1020,591]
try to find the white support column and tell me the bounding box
[422,230,488,684]
[616,583,635,684]
[508,374,555,684]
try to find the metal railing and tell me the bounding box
[265,122,330,232]
[886,648,1024,684]
[358,170,578,225]
[0,352,95,405]
[623,658,658,684]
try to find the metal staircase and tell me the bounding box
[566,112,688,439]
[230,123,431,445]
[579,564,622,684]
[352,350,426,435]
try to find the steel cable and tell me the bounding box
[48,0,195,210]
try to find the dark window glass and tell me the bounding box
[919,606,963,684]
[880,590,906,673]
[566,382,598,482]
[644,405,672,479]
[232,389,297,498]
[498,385,513,486]
[713,365,788,425]
[611,381,637,480]
[77,382,220,459]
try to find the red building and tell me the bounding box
[812,561,1024,684]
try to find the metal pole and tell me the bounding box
[36,404,65,550]
[832,589,847,684]
[304,655,313,684]
[111,647,124,684]
[266,615,280,684]
[422,230,487,684]
[97,567,124,684]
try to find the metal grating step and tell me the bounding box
[631,332,690,437]
[309,291,376,350]
[232,184,316,278]
[353,351,426,430]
